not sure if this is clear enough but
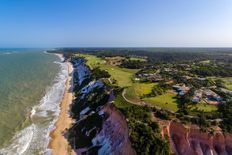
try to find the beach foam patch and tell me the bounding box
[0,124,35,155]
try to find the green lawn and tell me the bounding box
[143,92,178,112]
[125,82,156,102]
[221,77,232,90]
[199,60,210,64]
[208,77,232,90]
[190,102,217,112]
[76,54,105,69]
[114,93,134,109]
[78,54,138,87]
[129,57,147,62]
[99,65,138,87]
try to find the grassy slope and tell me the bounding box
[220,77,232,90]
[100,66,137,87]
[190,102,217,112]
[77,54,104,69]
[114,93,133,109]
[129,57,147,62]
[78,54,138,87]
[144,92,178,112]
[199,60,210,64]
[208,76,232,90]
[125,82,156,102]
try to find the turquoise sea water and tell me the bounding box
[0,49,68,155]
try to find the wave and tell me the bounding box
[0,56,68,155]
[44,50,64,62]
[0,125,35,155]
[0,52,13,55]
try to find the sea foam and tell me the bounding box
[0,125,35,155]
[0,55,68,155]
[0,52,12,55]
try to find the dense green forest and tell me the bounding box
[49,48,232,63]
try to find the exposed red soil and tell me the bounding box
[93,104,136,155]
[160,121,232,155]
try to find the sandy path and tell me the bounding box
[49,61,75,155]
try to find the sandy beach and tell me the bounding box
[49,60,75,155]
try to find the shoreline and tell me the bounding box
[48,56,75,155]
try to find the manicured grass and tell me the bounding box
[76,54,105,69]
[105,56,124,62]
[125,82,156,102]
[208,77,232,90]
[221,77,232,90]
[190,102,218,112]
[114,93,133,109]
[78,54,138,87]
[199,60,210,64]
[99,65,138,87]
[129,57,147,62]
[144,92,178,112]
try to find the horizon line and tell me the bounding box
[1,46,232,49]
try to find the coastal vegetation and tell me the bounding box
[125,82,155,102]
[49,48,232,154]
[68,54,173,154]
[114,92,172,155]
[144,92,178,112]
[218,100,232,132]
[72,52,226,116]
[77,53,138,87]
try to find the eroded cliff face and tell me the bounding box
[164,121,232,155]
[70,57,135,155]
[92,104,136,155]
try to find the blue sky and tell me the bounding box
[0,0,232,47]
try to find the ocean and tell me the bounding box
[0,49,68,155]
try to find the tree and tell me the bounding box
[91,67,111,80]
[215,79,225,88]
